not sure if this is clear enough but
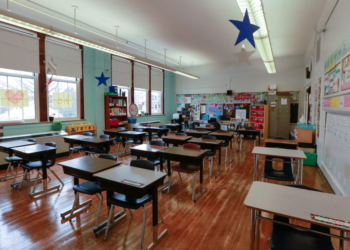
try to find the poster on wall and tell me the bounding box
[206,104,223,116]
[324,74,330,95]
[235,109,247,119]
[315,77,321,139]
[184,96,192,104]
[325,64,341,95]
[341,54,350,90]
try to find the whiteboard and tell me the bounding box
[323,113,350,196]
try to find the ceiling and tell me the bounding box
[6,0,327,69]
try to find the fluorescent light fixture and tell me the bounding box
[235,0,276,73]
[0,9,199,79]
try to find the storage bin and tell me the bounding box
[258,106,264,111]
[251,118,257,123]
[258,113,264,117]
[297,123,315,129]
[251,112,257,117]
[128,118,137,124]
[110,119,120,125]
[251,106,257,111]
[303,152,317,166]
[257,119,264,124]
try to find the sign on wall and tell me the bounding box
[0,89,29,107]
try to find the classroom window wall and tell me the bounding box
[151,90,162,115]
[134,88,148,114]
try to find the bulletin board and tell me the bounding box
[206,104,223,115]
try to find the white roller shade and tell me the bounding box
[45,40,82,78]
[0,28,39,73]
[112,57,131,87]
[151,69,163,91]
[134,64,149,89]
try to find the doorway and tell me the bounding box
[267,94,291,138]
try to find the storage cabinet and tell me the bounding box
[295,128,314,143]
[250,104,269,139]
[104,95,128,129]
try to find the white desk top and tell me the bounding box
[244,182,350,231]
[252,146,306,159]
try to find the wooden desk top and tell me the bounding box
[195,126,216,130]
[63,135,92,140]
[80,137,113,143]
[185,130,210,135]
[252,146,306,159]
[164,123,181,127]
[162,135,192,141]
[244,182,350,231]
[236,129,260,133]
[12,144,56,154]
[209,131,234,137]
[188,138,224,145]
[103,129,125,133]
[130,144,164,152]
[264,139,298,145]
[118,131,146,135]
[133,126,168,131]
[0,140,35,149]
[59,156,121,174]
[94,165,166,188]
[160,146,208,157]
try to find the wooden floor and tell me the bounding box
[0,140,334,250]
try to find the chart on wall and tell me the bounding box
[206,104,223,116]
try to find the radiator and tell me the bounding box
[0,130,68,165]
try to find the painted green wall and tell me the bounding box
[3,47,175,136]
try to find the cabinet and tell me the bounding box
[250,104,269,139]
[104,95,128,129]
[295,128,314,143]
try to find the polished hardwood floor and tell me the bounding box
[0,140,335,250]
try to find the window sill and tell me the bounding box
[1,119,87,127]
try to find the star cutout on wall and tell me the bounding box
[95,72,110,86]
[44,57,58,75]
[233,47,256,66]
[229,9,260,48]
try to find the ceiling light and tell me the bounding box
[174,71,199,79]
[235,0,276,73]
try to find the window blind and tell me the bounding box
[45,39,82,78]
[0,28,39,73]
[151,68,163,91]
[134,63,149,89]
[111,57,131,87]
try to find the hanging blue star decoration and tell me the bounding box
[229,9,260,48]
[95,72,110,86]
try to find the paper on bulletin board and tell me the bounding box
[177,103,184,111]
[281,97,288,105]
[0,89,29,107]
[53,93,72,108]
[235,109,247,119]
[200,104,206,114]
[184,96,192,104]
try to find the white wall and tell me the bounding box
[306,0,350,195]
[175,55,306,117]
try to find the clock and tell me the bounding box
[129,103,138,117]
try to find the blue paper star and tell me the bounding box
[229,9,260,48]
[95,72,110,86]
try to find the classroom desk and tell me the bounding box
[264,139,298,149]
[251,146,306,184]
[209,131,235,163]
[94,165,167,248]
[132,126,169,141]
[163,123,182,132]
[0,140,36,181]
[58,156,122,220]
[103,128,126,137]
[195,126,216,131]
[236,129,261,150]
[162,135,192,147]
[12,144,58,198]
[115,131,147,156]
[62,135,114,154]
[184,130,210,138]
[244,182,350,250]
[188,138,224,178]
[159,147,208,202]
[130,144,165,161]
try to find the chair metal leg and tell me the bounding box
[177,172,183,183]
[95,193,103,227]
[167,172,173,194]
[192,172,197,201]
[48,168,64,186]
[140,205,147,250]
[209,157,213,177]
[69,192,80,221]
[12,164,20,184]
[2,162,12,181]
[225,147,228,162]
[31,170,41,194]
[104,204,115,240]
[18,168,28,190]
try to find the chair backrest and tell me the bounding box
[27,138,36,142]
[134,128,144,132]
[211,122,221,130]
[183,143,201,150]
[100,134,110,139]
[117,127,126,130]
[150,140,165,147]
[44,142,56,166]
[176,133,187,136]
[159,125,167,128]
[98,154,117,161]
[202,135,216,140]
[45,142,56,147]
[83,132,94,136]
[130,159,155,171]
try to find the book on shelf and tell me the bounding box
[109,97,126,107]
[109,107,127,116]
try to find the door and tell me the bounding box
[267,95,291,138]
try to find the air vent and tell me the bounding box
[0,23,37,37]
[46,37,79,49]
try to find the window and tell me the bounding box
[151,90,162,115]
[47,75,80,119]
[0,68,37,122]
[134,88,148,114]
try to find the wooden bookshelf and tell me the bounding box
[250,104,269,139]
[104,95,128,129]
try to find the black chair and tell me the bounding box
[146,140,166,170]
[66,154,118,224]
[113,127,127,153]
[104,159,160,250]
[175,133,187,136]
[201,135,217,177]
[239,127,258,151]
[2,138,37,183]
[269,185,334,250]
[123,129,144,155]
[262,137,297,183]
[19,142,64,192]
[85,134,110,156]
[216,130,231,162]
[192,122,200,130]
[211,122,221,131]
[70,132,94,157]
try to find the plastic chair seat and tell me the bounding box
[5,156,22,162]
[171,163,200,173]
[85,148,108,155]
[108,193,152,210]
[205,151,216,157]
[114,137,123,142]
[146,158,165,166]
[73,181,104,195]
[22,160,53,169]
[263,156,295,182]
[70,145,86,151]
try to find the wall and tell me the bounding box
[306,0,350,195]
[176,55,305,117]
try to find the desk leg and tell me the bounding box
[161,159,177,193]
[254,154,259,181]
[215,145,223,179]
[254,211,261,250]
[193,158,207,202]
[340,231,346,250]
[250,209,257,250]
[299,159,303,185]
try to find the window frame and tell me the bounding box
[134,87,149,115]
[151,90,163,115]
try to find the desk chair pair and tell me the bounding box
[69,132,94,157]
[238,127,258,151]
[85,134,110,156]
